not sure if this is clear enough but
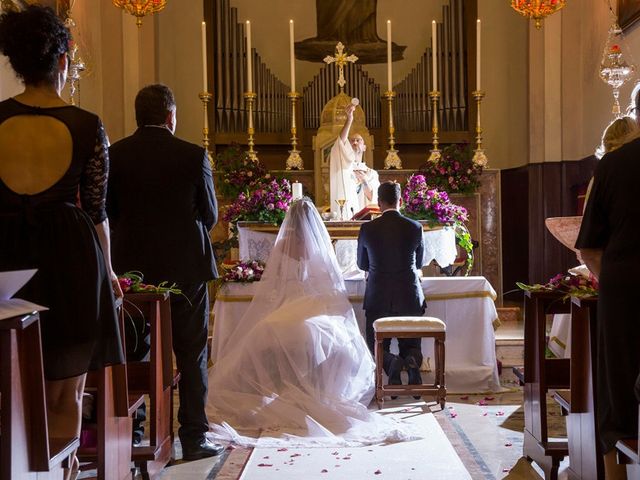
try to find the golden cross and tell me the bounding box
[323,42,358,93]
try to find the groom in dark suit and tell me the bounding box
[107,84,223,460]
[357,181,425,392]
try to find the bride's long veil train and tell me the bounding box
[207,198,423,447]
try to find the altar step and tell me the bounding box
[495,306,524,368]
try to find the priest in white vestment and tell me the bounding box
[329,102,379,219]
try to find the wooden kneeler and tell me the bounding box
[125,292,179,480]
[373,316,446,409]
[77,300,143,480]
[0,313,79,480]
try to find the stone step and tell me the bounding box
[496,306,522,325]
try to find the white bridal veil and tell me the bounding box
[207,198,422,447]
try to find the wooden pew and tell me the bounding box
[552,296,603,479]
[124,292,177,480]
[523,291,571,480]
[0,312,79,480]
[77,302,144,479]
[616,405,640,479]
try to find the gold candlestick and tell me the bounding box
[244,91,258,162]
[286,91,303,170]
[428,90,441,162]
[472,90,488,167]
[198,91,214,168]
[383,90,402,169]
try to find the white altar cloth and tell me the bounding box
[238,224,458,268]
[212,276,501,393]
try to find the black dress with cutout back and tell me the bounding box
[0,98,123,380]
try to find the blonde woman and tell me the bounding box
[585,117,639,211]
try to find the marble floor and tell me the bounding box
[144,370,571,480]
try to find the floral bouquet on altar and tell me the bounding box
[223,177,293,229]
[401,174,474,273]
[215,144,268,199]
[517,271,598,300]
[419,143,483,194]
[222,260,265,283]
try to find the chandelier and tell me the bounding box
[113,0,167,27]
[599,23,635,117]
[511,0,566,29]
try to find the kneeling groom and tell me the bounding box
[357,181,426,397]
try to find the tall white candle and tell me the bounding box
[476,19,481,90]
[431,20,437,91]
[386,20,392,92]
[289,20,296,92]
[246,20,253,92]
[201,21,208,93]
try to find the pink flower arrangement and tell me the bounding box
[223,260,265,283]
[420,144,483,194]
[401,174,469,226]
[517,272,598,299]
[402,174,474,273]
[223,177,292,226]
[215,144,268,199]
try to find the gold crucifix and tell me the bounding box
[323,42,358,93]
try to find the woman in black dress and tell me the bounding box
[577,117,640,478]
[0,6,123,478]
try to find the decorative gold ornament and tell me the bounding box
[510,0,566,29]
[323,42,358,93]
[112,0,166,27]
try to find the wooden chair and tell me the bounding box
[550,296,603,479]
[373,316,446,409]
[0,312,79,480]
[522,291,570,480]
[124,292,178,480]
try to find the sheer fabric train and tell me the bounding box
[206,198,422,447]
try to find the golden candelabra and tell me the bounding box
[198,91,214,168]
[383,90,402,169]
[286,91,303,170]
[428,90,441,162]
[472,90,488,167]
[243,91,258,162]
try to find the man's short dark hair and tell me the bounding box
[378,181,401,205]
[135,84,175,127]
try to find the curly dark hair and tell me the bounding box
[0,5,70,85]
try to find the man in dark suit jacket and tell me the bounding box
[357,181,425,391]
[107,84,222,460]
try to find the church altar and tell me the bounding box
[237,221,458,268]
[212,276,501,393]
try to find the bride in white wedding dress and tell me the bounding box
[206,198,422,447]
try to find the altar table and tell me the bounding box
[237,223,458,269]
[212,276,501,393]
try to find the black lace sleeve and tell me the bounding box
[80,118,109,224]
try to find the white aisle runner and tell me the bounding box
[238,409,470,479]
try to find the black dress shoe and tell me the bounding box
[387,356,404,400]
[407,367,423,400]
[182,439,225,461]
